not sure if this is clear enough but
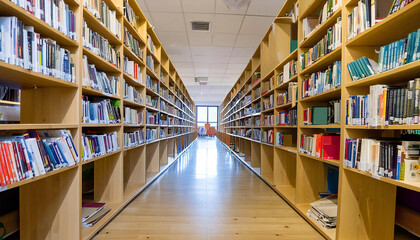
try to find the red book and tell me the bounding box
[321,135,340,160]
[1,143,15,184]
[0,143,11,185]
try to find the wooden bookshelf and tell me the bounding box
[217,0,420,239]
[0,0,197,239]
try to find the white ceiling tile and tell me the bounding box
[184,13,214,32]
[211,46,233,56]
[227,63,246,69]
[224,73,240,78]
[182,0,215,13]
[247,0,285,16]
[194,68,210,74]
[178,67,195,73]
[175,62,194,68]
[191,46,212,56]
[215,0,248,14]
[235,34,261,48]
[194,62,211,68]
[210,63,228,69]
[192,55,213,63]
[240,16,273,35]
[229,56,250,64]
[213,14,243,34]
[212,33,237,46]
[171,55,192,62]
[225,68,242,74]
[188,32,213,45]
[210,68,226,73]
[208,73,226,78]
[150,12,186,32]
[232,47,254,57]
[145,0,182,12]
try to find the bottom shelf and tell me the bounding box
[296,203,337,240]
[82,202,122,240]
[274,185,296,204]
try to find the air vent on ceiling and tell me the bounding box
[191,21,210,32]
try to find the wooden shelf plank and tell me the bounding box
[299,152,340,167]
[300,46,342,76]
[83,7,121,46]
[83,47,121,73]
[300,86,341,102]
[0,123,78,130]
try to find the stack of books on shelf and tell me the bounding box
[0,17,76,82]
[307,195,338,229]
[262,94,274,110]
[123,130,144,148]
[261,77,274,95]
[82,56,120,95]
[82,202,110,227]
[124,57,142,81]
[302,61,341,99]
[283,59,298,83]
[344,138,420,182]
[123,0,136,26]
[145,110,159,125]
[147,34,155,53]
[275,132,294,147]
[345,82,420,126]
[347,0,413,40]
[82,131,120,161]
[11,0,77,40]
[302,0,342,40]
[82,20,120,67]
[145,95,158,108]
[300,134,340,160]
[124,28,143,59]
[124,107,142,125]
[146,75,159,93]
[263,114,274,126]
[82,96,121,124]
[146,129,157,142]
[0,129,79,186]
[123,81,143,104]
[348,29,420,81]
[261,130,274,144]
[304,104,340,125]
[84,0,121,38]
[253,129,261,141]
[277,82,298,106]
[146,55,154,71]
[276,109,297,126]
[300,17,342,70]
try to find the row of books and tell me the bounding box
[0,17,75,82]
[302,0,341,41]
[263,114,274,126]
[159,114,168,125]
[276,108,297,126]
[346,82,420,126]
[124,27,143,60]
[261,130,274,144]
[84,0,121,38]
[123,81,143,104]
[304,102,340,125]
[261,77,274,96]
[82,96,121,124]
[146,75,159,93]
[300,17,342,70]
[123,130,144,148]
[0,130,78,186]
[81,131,119,161]
[146,129,157,142]
[275,132,294,147]
[146,110,159,125]
[347,0,413,40]
[262,94,274,111]
[147,34,155,54]
[146,55,154,72]
[124,107,142,125]
[344,138,420,181]
[124,57,142,81]
[277,82,298,106]
[301,61,341,99]
[11,0,77,40]
[82,56,119,95]
[161,89,174,104]
[253,129,261,141]
[300,134,340,160]
[82,20,120,68]
[160,101,174,115]
[146,95,158,108]
[123,0,136,27]
[348,29,420,81]
[283,60,298,83]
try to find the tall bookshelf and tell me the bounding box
[0,0,197,239]
[217,0,420,239]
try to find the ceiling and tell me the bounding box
[136,0,285,106]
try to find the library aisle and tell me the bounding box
[95,137,323,239]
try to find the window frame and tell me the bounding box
[196,105,219,130]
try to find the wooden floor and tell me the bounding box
[95,138,324,240]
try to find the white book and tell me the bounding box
[25,138,46,176]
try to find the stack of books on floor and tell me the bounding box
[307,194,338,229]
[82,202,110,227]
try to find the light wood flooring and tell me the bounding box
[95,138,324,240]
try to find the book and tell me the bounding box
[82,202,106,223]
[124,27,143,60]
[123,80,143,104]
[84,0,121,38]
[307,195,338,229]
[124,107,143,125]
[124,130,144,148]
[82,56,119,95]
[82,131,119,161]
[124,57,142,81]
[300,134,340,160]
[276,108,297,126]
[82,207,110,227]
[302,61,341,99]
[82,96,121,124]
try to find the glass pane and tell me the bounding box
[208,107,218,122]
[197,107,207,122]
[197,122,206,127]
[209,122,218,130]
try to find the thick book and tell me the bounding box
[82,202,106,223]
